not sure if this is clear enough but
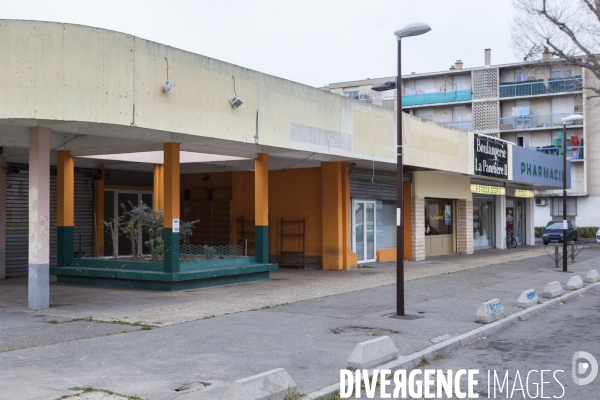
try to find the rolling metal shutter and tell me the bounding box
[350,168,411,202]
[5,168,95,277]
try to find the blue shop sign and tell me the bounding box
[512,145,570,188]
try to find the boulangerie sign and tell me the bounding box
[474,136,508,179]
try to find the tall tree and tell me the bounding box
[511,0,600,97]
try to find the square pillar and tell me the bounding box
[495,195,507,249]
[153,164,164,211]
[526,198,535,246]
[341,163,353,270]
[457,199,474,254]
[29,127,51,309]
[321,162,343,271]
[93,164,105,257]
[254,154,269,263]
[411,196,425,261]
[57,151,75,267]
[0,156,5,279]
[163,143,180,273]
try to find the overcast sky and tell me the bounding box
[2,0,518,87]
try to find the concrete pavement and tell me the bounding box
[0,243,598,399]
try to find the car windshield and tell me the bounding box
[546,222,564,230]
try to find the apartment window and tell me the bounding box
[551,197,577,217]
[415,108,434,121]
[515,70,529,82]
[452,75,466,91]
[551,70,573,79]
[453,106,467,121]
[343,87,359,99]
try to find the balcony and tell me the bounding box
[499,112,583,131]
[499,77,582,98]
[441,120,473,131]
[530,145,584,160]
[402,89,472,106]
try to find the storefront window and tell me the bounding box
[473,200,495,248]
[376,201,397,249]
[507,198,526,244]
[424,198,453,236]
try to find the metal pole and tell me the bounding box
[562,122,568,272]
[396,38,405,316]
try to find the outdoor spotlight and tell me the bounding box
[203,174,210,182]
[164,80,177,93]
[230,95,243,108]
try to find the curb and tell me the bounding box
[305,281,600,400]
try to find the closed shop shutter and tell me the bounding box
[350,168,411,202]
[5,168,95,277]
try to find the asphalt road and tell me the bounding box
[361,286,600,399]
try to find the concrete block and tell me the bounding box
[542,281,563,298]
[223,368,296,400]
[566,275,584,290]
[346,336,398,370]
[517,289,538,308]
[475,298,505,324]
[585,269,600,283]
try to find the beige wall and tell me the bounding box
[404,114,474,175]
[0,20,396,162]
[413,171,472,200]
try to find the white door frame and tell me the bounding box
[352,199,377,263]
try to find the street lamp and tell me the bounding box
[560,114,583,272]
[372,22,431,316]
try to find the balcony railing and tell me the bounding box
[499,77,582,98]
[530,145,584,160]
[499,112,583,131]
[402,89,472,106]
[441,120,473,131]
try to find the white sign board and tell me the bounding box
[173,219,180,233]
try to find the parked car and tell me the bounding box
[542,220,578,245]
[596,228,600,244]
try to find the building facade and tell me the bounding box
[325,49,600,230]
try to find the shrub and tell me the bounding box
[578,226,599,238]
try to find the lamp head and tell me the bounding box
[394,22,431,39]
[371,80,397,92]
[561,114,584,123]
[230,95,244,108]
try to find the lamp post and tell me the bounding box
[372,22,431,316]
[560,114,583,272]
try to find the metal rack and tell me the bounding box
[276,218,305,268]
[236,215,255,256]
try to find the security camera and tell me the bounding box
[164,81,177,93]
[230,95,243,108]
[350,162,357,167]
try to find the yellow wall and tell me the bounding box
[269,168,322,257]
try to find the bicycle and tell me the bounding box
[506,228,518,249]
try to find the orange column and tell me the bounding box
[153,164,164,211]
[254,154,269,263]
[321,162,344,271]
[57,151,74,268]
[163,143,180,273]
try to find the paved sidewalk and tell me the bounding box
[0,245,547,326]
[0,244,598,399]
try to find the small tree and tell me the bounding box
[119,202,146,261]
[180,219,200,245]
[103,217,121,259]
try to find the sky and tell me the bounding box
[1,0,518,87]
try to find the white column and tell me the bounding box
[0,156,5,280]
[495,195,507,250]
[28,127,51,309]
[526,198,535,245]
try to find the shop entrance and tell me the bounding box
[352,200,376,263]
[506,198,526,244]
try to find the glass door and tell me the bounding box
[353,200,377,263]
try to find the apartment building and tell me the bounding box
[325,49,600,230]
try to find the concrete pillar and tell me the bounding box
[411,196,425,261]
[0,156,6,279]
[495,195,507,249]
[321,162,344,271]
[163,143,180,273]
[28,127,51,309]
[457,199,474,254]
[153,164,164,211]
[254,154,269,263]
[93,164,105,257]
[526,198,535,245]
[57,151,75,267]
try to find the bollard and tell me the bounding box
[475,299,504,323]
[517,289,538,308]
[566,275,583,290]
[585,269,600,283]
[542,281,563,298]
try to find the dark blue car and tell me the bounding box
[542,220,578,245]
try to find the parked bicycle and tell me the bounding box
[506,228,518,249]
